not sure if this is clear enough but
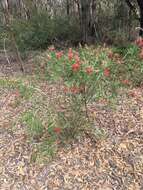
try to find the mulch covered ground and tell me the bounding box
[0,55,143,190]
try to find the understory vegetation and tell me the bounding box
[0,1,143,189]
[0,0,143,163]
[0,42,143,162]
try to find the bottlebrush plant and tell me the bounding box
[39,46,126,139]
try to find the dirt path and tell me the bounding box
[0,59,143,189]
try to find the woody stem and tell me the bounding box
[83,85,90,121]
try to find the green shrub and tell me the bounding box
[113,44,143,86]
[37,44,143,140]
[0,78,35,99]
[37,46,123,140]
[11,11,53,51]
[53,16,81,42]
[10,11,81,52]
[22,111,44,140]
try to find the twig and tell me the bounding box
[3,38,11,65]
[83,85,90,121]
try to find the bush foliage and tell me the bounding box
[10,11,81,52]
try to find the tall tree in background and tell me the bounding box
[66,0,70,16]
[1,0,143,48]
[125,0,143,36]
[80,0,91,43]
[80,0,97,43]
[0,0,25,72]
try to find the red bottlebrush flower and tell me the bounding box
[138,41,143,48]
[56,51,63,59]
[104,68,110,77]
[70,86,80,94]
[54,127,62,134]
[48,46,55,51]
[135,37,143,48]
[74,54,80,64]
[72,63,80,72]
[121,79,130,85]
[85,67,94,75]
[68,48,74,61]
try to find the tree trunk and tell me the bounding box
[89,0,96,36]
[80,0,91,43]
[67,0,70,16]
[137,0,143,36]
[1,0,24,73]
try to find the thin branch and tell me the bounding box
[3,38,11,65]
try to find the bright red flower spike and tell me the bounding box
[70,86,80,94]
[72,63,80,72]
[85,67,94,75]
[68,48,74,61]
[48,46,55,51]
[104,68,110,77]
[135,37,143,48]
[54,127,62,134]
[56,51,63,59]
[74,54,80,64]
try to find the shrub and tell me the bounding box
[37,43,143,140]
[0,78,35,99]
[38,46,124,140]
[53,16,81,42]
[20,44,143,161]
[11,11,54,51]
[113,43,143,86]
[22,111,44,140]
[10,11,81,52]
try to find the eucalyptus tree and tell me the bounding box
[137,0,143,36]
[125,0,143,36]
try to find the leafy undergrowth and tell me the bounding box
[0,44,143,189]
[0,76,143,189]
[0,43,143,162]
